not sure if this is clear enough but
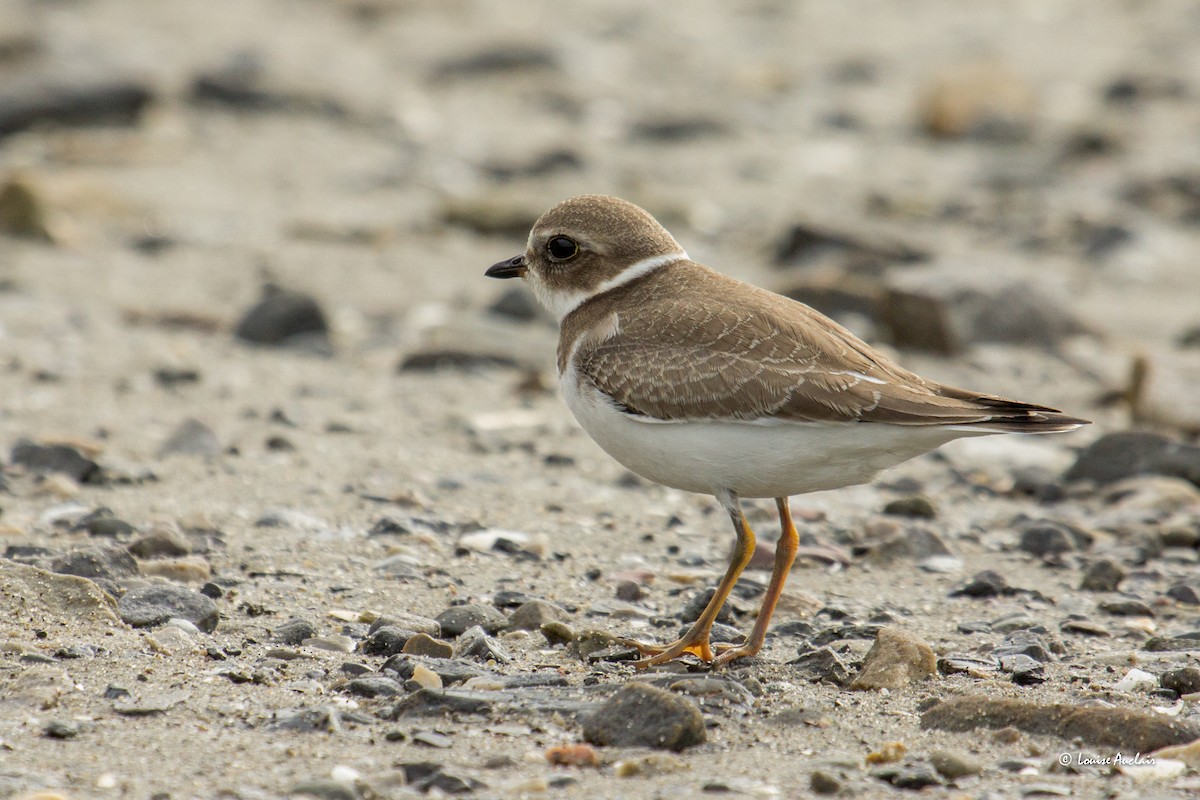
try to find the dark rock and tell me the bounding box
[1167,582,1200,605]
[362,626,413,656]
[1104,74,1188,104]
[882,496,937,519]
[157,418,220,459]
[10,440,100,482]
[453,626,512,663]
[397,761,485,795]
[1079,559,1126,591]
[582,683,705,751]
[344,676,403,698]
[398,350,518,371]
[1010,466,1065,502]
[117,585,219,632]
[43,720,81,739]
[51,546,137,582]
[994,630,1058,663]
[1161,667,1200,695]
[678,587,737,625]
[1098,599,1153,616]
[389,688,495,718]
[368,612,441,637]
[153,367,201,388]
[614,580,644,602]
[508,599,569,631]
[1144,636,1200,652]
[629,116,728,143]
[73,508,135,538]
[920,695,1200,751]
[486,286,547,323]
[810,623,883,647]
[937,654,999,676]
[950,570,1018,598]
[809,770,842,795]
[774,221,927,269]
[128,527,191,557]
[882,275,1086,355]
[930,749,984,779]
[484,148,583,182]
[190,52,346,117]
[287,780,357,800]
[380,655,487,686]
[0,76,152,139]
[1018,521,1092,557]
[273,619,318,645]
[1064,432,1200,487]
[540,621,575,646]
[790,646,852,686]
[778,270,882,324]
[234,284,331,350]
[872,762,942,790]
[848,627,937,690]
[435,603,508,637]
[433,47,557,79]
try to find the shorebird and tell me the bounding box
[486,195,1087,667]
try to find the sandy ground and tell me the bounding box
[2,0,1200,798]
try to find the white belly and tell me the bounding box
[563,376,985,498]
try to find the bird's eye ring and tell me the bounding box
[546,236,580,262]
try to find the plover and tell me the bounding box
[486,195,1088,668]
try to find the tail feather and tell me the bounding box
[950,395,1090,434]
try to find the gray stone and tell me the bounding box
[582,683,706,751]
[128,527,191,558]
[1167,582,1200,605]
[882,495,937,519]
[791,646,853,686]
[118,584,219,632]
[344,676,403,698]
[234,284,331,352]
[1065,432,1200,487]
[1018,521,1091,558]
[362,626,413,656]
[0,75,151,139]
[1080,559,1126,591]
[436,603,508,637]
[10,440,100,482]
[273,618,318,645]
[508,599,569,631]
[50,546,137,582]
[453,626,512,663]
[157,418,220,459]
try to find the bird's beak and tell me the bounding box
[485,254,527,279]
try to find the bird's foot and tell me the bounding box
[622,634,715,667]
[709,641,762,669]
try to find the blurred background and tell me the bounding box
[1,0,1198,436]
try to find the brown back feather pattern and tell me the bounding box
[559,261,1085,431]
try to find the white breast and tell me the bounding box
[561,367,985,498]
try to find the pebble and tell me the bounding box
[288,779,357,800]
[1079,559,1126,591]
[1064,431,1200,487]
[409,664,442,689]
[436,603,509,637]
[51,545,138,582]
[1161,666,1200,695]
[453,625,512,663]
[74,508,135,538]
[809,770,842,795]
[345,676,403,698]
[117,584,219,632]
[1017,521,1091,558]
[929,748,983,779]
[950,570,1018,598]
[401,633,454,659]
[393,762,484,795]
[921,696,1200,750]
[1153,739,1200,768]
[382,655,487,686]
[1167,582,1200,604]
[156,418,220,459]
[1099,599,1153,616]
[369,612,441,637]
[872,761,942,790]
[848,627,937,690]
[128,526,191,557]
[545,743,599,767]
[582,682,706,751]
[791,646,852,686]
[303,635,355,653]
[866,741,906,764]
[1113,667,1159,692]
[9,440,101,482]
[274,618,318,645]
[508,599,569,631]
[1144,636,1200,652]
[540,621,575,646]
[234,283,331,351]
[362,626,414,656]
[882,496,937,518]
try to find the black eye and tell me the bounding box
[546,236,579,261]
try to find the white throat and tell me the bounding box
[530,251,687,323]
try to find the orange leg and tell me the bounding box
[625,490,755,667]
[711,496,799,667]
